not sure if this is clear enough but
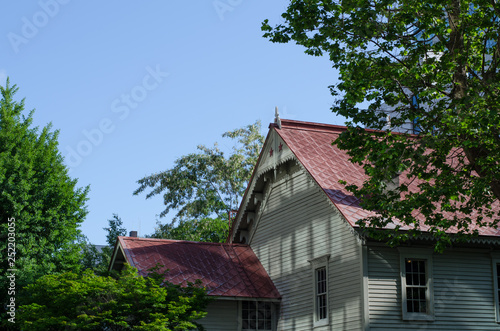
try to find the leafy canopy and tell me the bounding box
[19,264,210,331]
[135,121,264,242]
[263,0,500,249]
[0,79,89,317]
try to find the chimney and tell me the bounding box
[129,231,138,237]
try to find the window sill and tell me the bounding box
[313,319,329,328]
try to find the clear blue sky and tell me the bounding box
[1,1,345,244]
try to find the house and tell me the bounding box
[110,117,500,330]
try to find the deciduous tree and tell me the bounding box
[19,264,210,330]
[263,0,500,249]
[135,121,263,242]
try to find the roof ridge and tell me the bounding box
[274,118,412,136]
[271,119,348,134]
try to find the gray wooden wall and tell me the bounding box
[367,246,499,330]
[250,165,364,330]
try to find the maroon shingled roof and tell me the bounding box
[273,119,500,237]
[118,237,281,299]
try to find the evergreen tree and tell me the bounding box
[0,79,89,321]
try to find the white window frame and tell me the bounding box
[309,254,330,328]
[399,248,434,321]
[492,258,500,323]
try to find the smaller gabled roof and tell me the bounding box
[115,237,280,300]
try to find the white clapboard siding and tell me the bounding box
[367,246,499,330]
[251,168,363,331]
[199,300,239,331]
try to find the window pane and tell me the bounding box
[406,259,412,273]
[263,303,271,319]
[419,273,426,285]
[407,299,413,313]
[419,300,427,313]
[318,294,327,320]
[413,273,419,285]
[257,310,265,329]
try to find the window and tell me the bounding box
[242,301,274,330]
[404,259,427,313]
[400,250,434,320]
[309,254,330,327]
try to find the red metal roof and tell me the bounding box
[118,237,281,299]
[273,119,500,237]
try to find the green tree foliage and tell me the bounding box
[263,1,500,249]
[0,80,89,315]
[135,121,264,242]
[18,264,210,331]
